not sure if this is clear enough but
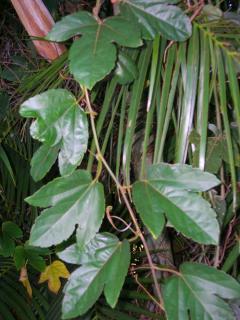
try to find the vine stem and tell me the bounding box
[133,274,163,310]
[84,87,164,310]
[93,0,104,21]
[134,265,181,277]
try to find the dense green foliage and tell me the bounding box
[1,0,240,319]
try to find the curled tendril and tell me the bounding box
[106,206,136,233]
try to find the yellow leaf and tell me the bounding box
[39,260,70,294]
[19,267,32,298]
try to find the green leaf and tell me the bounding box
[115,51,139,84]
[47,12,142,47]
[30,144,59,181]
[24,246,46,272]
[163,262,240,320]
[0,236,15,257]
[69,16,142,89]
[104,240,130,308]
[14,245,47,271]
[222,239,240,273]
[0,145,15,185]
[132,182,165,239]
[58,243,83,265]
[2,222,22,239]
[26,170,105,248]
[47,11,142,89]
[120,0,192,41]
[20,89,88,176]
[202,4,222,21]
[14,246,26,270]
[132,164,220,244]
[147,163,220,191]
[102,17,142,48]
[47,11,97,42]
[0,222,22,257]
[26,169,91,207]
[60,233,130,319]
[69,36,116,90]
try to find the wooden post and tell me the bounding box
[11,0,66,61]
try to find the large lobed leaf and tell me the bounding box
[47,12,142,89]
[133,163,220,244]
[58,233,130,319]
[120,0,192,41]
[163,262,240,320]
[47,3,192,88]
[26,170,105,248]
[20,89,88,179]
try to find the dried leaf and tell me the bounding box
[19,266,32,298]
[39,260,69,294]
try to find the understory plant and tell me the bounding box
[1,0,240,319]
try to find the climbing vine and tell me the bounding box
[1,1,240,319]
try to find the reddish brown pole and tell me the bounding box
[11,0,66,61]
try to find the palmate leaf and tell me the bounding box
[47,12,142,89]
[68,16,142,89]
[26,170,105,248]
[132,163,220,244]
[58,233,130,319]
[47,12,141,48]
[120,0,192,41]
[20,89,88,178]
[163,262,240,320]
